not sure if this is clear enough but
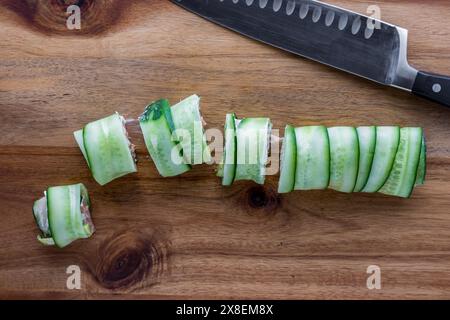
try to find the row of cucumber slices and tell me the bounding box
[34,95,427,248]
[218,114,426,198]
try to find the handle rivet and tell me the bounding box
[432,83,442,93]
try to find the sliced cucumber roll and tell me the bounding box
[33,183,95,248]
[294,126,330,190]
[278,125,296,193]
[234,117,272,185]
[353,126,376,192]
[76,113,137,186]
[170,95,211,165]
[362,126,400,193]
[139,99,191,177]
[328,127,359,193]
[415,135,427,186]
[222,113,237,186]
[380,128,423,198]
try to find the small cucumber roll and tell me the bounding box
[362,126,400,193]
[415,135,427,186]
[353,126,376,192]
[294,126,330,190]
[139,99,191,177]
[278,125,296,193]
[33,183,95,248]
[234,117,272,185]
[222,113,237,186]
[328,127,360,193]
[380,128,423,198]
[75,113,137,186]
[170,95,211,165]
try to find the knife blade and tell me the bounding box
[172,0,450,108]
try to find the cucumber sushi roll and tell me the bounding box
[33,183,95,248]
[74,113,137,186]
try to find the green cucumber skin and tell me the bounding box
[139,100,191,177]
[328,127,360,193]
[170,95,211,165]
[415,135,427,186]
[362,126,400,193]
[380,128,423,198]
[353,126,377,192]
[234,118,271,185]
[294,126,330,190]
[278,125,296,193]
[83,113,137,186]
[222,113,237,186]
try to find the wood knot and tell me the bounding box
[94,230,169,290]
[3,0,131,35]
[244,185,280,217]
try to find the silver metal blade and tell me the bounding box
[172,0,417,90]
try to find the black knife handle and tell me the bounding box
[412,71,450,108]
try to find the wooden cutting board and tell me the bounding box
[1,0,450,299]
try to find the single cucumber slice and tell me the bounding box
[278,125,296,193]
[362,126,400,192]
[139,99,191,177]
[235,117,272,185]
[170,95,211,165]
[328,127,359,193]
[380,128,423,198]
[83,113,137,186]
[47,183,94,248]
[222,113,237,186]
[353,126,376,192]
[415,135,427,186]
[294,126,330,190]
[74,129,89,167]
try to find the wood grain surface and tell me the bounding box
[1,0,450,300]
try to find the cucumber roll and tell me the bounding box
[294,126,330,190]
[74,113,137,186]
[33,183,95,248]
[170,95,211,165]
[139,99,191,177]
[234,117,272,185]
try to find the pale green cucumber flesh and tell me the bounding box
[415,135,427,186]
[47,185,77,248]
[294,126,330,190]
[170,95,211,165]
[74,129,89,167]
[83,113,137,186]
[362,126,400,192]
[222,113,237,186]
[47,183,93,248]
[380,128,423,198]
[353,126,376,192]
[328,127,359,193]
[278,125,296,193]
[234,118,271,185]
[139,99,191,177]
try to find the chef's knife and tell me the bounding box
[172,0,450,108]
